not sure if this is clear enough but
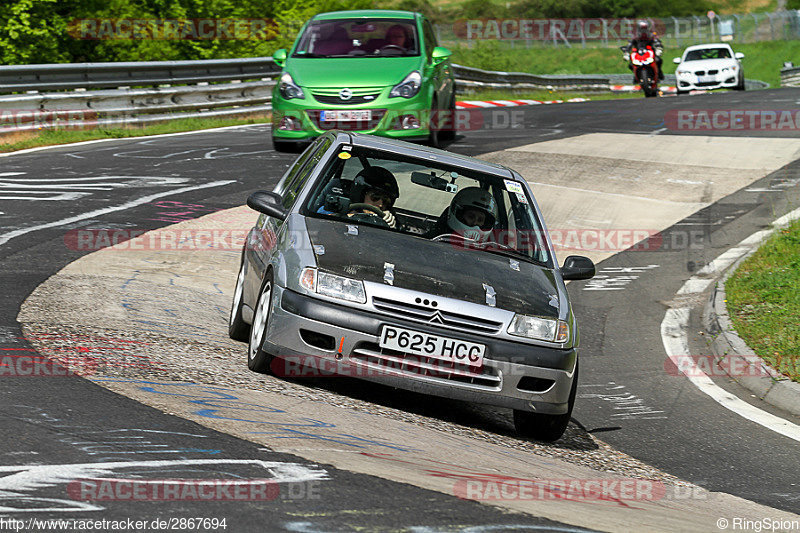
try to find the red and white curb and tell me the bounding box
[611,84,677,93]
[456,98,589,109]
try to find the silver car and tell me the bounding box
[229,131,595,441]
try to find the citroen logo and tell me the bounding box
[429,312,445,324]
[339,88,352,100]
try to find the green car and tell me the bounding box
[271,10,456,152]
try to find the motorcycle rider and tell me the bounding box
[624,20,664,81]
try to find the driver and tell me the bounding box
[428,187,497,242]
[347,166,399,228]
[385,24,409,50]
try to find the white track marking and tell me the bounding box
[0,180,234,248]
[0,123,270,160]
[660,206,800,442]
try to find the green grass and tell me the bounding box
[0,114,271,153]
[449,40,800,87]
[725,219,800,382]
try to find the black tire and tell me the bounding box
[735,73,745,91]
[639,69,656,97]
[513,360,578,442]
[440,94,457,142]
[228,257,250,341]
[428,98,442,149]
[247,273,275,373]
[272,136,298,153]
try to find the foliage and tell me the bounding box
[0,0,372,64]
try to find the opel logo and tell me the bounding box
[339,88,352,100]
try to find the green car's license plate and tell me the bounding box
[321,110,372,122]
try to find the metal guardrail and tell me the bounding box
[0,57,771,134]
[0,58,281,93]
[780,64,800,87]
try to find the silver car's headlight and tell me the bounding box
[300,267,366,303]
[279,72,305,100]
[508,315,569,343]
[389,71,421,98]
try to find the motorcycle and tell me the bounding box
[621,45,660,97]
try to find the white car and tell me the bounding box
[673,43,745,94]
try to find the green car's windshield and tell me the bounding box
[293,19,420,58]
[302,145,552,267]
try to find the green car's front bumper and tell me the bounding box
[272,86,432,142]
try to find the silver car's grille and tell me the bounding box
[372,296,503,334]
[350,342,502,389]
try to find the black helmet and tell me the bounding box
[349,166,399,208]
[637,20,649,37]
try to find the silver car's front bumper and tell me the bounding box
[262,286,578,415]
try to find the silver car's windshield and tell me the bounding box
[293,19,420,58]
[301,145,551,266]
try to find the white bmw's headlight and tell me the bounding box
[508,315,569,343]
[300,268,366,303]
[676,69,689,76]
[390,71,421,98]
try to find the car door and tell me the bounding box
[421,18,453,109]
[245,136,331,302]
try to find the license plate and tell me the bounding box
[698,76,716,83]
[320,110,371,122]
[379,325,485,367]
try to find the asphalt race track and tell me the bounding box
[2,89,800,531]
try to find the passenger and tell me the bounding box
[428,187,497,242]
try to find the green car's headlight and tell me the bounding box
[390,71,421,99]
[508,315,569,343]
[300,268,366,304]
[279,72,305,100]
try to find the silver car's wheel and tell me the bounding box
[247,276,274,373]
[513,360,578,442]
[228,261,249,341]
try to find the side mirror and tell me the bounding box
[273,49,288,67]
[247,191,287,220]
[734,52,744,59]
[673,57,682,64]
[431,46,452,66]
[561,255,595,281]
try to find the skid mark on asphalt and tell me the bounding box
[578,382,667,420]
[94,379,420,453]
